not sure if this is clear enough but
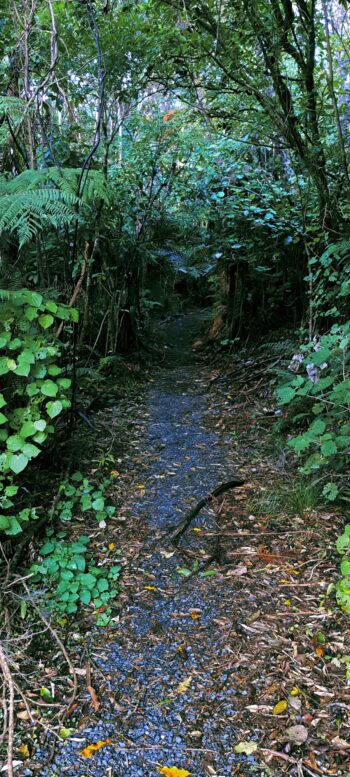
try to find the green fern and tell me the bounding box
[0,167,108,246]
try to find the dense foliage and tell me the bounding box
[0,0,349,640]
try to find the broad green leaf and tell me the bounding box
[8,453,28,474]
[277,386,296,405]
[46,400,63,418]
[39,314,54,329]
[41,380,58,397]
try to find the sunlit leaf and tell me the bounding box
[80,739,112,758]
[273,699,288,715]
[234,741,258,755]
[157,767,190,777]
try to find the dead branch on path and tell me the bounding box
[169,478,245,544]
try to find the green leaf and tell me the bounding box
[21,421,36,437]
[97,578,109,592]
[341,558,350,576]
[0,515,10,530]
[0,412,7,425]
[41,380,58,397]
[92,497,104,511]
[39,314,54,329]
[176,567,192,576]
[40,687,53,702]
[79,589,91,605]
[0,394,6,409]
[46,400,63,418]
[321,439,337,457]
[8,453,28,474]
[277,386,296,405]
[34,419,46,432]
[45,301,58,313]
[309,419,326,435]
[40,541,55,555]
[59,728,75,740]
[6,435,24,452]
[6,516,22,535]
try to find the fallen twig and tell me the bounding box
[0,644,15,777]
[169,478,245,544]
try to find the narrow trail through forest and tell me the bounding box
[36,315,348,777]
[41,314,257,777]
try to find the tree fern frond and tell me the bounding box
[0,167,108,246]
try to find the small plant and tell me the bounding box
[54,471,116,526]
[30,531,121,623]
[252,478,319,518]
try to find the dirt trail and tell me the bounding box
[37,315,348,777]
[40,314,256,777]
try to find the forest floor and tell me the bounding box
[22,313,350,777]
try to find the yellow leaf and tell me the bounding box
[157,767,190,777]
[190,611,200,620]
[136,484,146,489]
[175,676,192,694]
[273,700,288,715]
[18,744,30,758]
[110,470,119,477]
[108,543,115,551]
[291,686,299,696]
[144,585,157,590]
[284,599,292,606]
[192,527,202,533]
[234,741,258,755]
[80,739,112,758]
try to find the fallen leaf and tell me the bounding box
[16,710,31,721]
[234,741,258,755]
[80,739,112,758]
[315,646,324,657]
[40,686,53,702]
[290,686,299,696]
[190,611,200,620]
[175,676,192,694]
[144,585,157,590]
[157,767,190,777]
[18,744,30,759]
[59,728,75,740]
[108,543,116,551]
[226,565,247,577]
[286,725,308,745]
[273,700,288,715]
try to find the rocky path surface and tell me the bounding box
[40,314,256,777]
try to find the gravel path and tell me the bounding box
[37,314,259,777]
